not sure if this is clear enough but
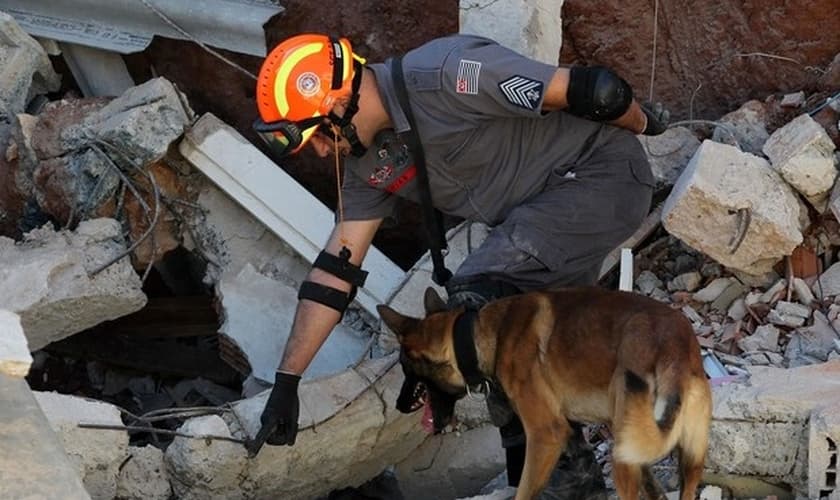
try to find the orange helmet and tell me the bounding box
[255,34,365,156]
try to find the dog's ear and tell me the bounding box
[377,304,418,339]
[424,287,448,314]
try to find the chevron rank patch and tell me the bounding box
[456,59,481,95]
[499,75,544,110]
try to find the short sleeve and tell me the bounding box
[339,161,398,221]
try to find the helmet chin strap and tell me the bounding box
[328,60,367,158]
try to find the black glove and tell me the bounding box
[245,371,301,457]
[641,101,671,135]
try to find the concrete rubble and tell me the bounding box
[0,218,147,350]
[0,6,840,500]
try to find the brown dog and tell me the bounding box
[378,286,712,500]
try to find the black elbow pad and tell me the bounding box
[566,66,633,122]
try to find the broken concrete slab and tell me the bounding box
[459,0,563,65]
[178,113,404,316]
[763,113,837,211]
[662,140,804,275]
[0,309,31,377]
[0,11,60,118]
[73,77,195,166]
[708,360,840,496]
[711,100,770,155]
[639,126,702,189]
[394,425,506,500]
[0,374,90,500]
[218,263,368,383]
[116,445,172,500]
[165,357,426,500]
[34,390,129,500]
[0,218,147,350]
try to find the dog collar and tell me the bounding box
[453,309,489,389]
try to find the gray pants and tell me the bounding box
[451,134,654,291]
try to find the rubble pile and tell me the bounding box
[1,6,840,500]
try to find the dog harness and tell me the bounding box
[453,309,490,389]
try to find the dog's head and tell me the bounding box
[377,288,466,433]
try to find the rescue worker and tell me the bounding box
[247,33,669,499]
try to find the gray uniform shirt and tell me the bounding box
[341,34,628,226]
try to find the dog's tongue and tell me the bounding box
[421,399,434,434]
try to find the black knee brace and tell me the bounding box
[566,65,633,122]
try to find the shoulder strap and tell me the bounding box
[390,56,453,286]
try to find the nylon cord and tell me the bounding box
[648,0,660,102]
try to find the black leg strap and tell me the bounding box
[298,281,355,314]
[313,249,368,287]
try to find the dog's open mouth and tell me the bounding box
[408,381,428,412]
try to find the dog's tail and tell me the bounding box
[612,360,688,464]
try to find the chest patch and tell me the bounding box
[499,75,543,110]
[368,134,416,193]
[456,59,481,95]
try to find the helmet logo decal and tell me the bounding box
[297,72,321,97]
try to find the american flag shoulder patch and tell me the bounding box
[456,59,481,95]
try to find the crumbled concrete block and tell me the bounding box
[0,309,31,377]
[117,446,172,500]
[813,262,840,298]
[0,218,147,350]
[73,77,194,166]
[668,271,703,292]
[663,140,804,275]
[0,12,61,116]
[709,360,840,495]
[712,100,770,155]
[34,391,129,500]
[639,126,702,189]
[808,402,840,499]
[396,426,505,500]
[738,324,780,353]
[764,114,837,210]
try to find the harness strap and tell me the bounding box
[453,309,487,387]
[390,56,453,286]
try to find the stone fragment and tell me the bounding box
[635,270,663,295]
[813,262,840,298]
[727,298,747,321]
[710,281,746,312]
[786,311,840,364]
[780,91,806,108]
[738,324,780,353]
[662,140,803,275]
[793,277,816,305]
[760,279,788,304]
[638,126,702,189]
[693,277,735,303]
[668,271,702,292]
[764,114,837,211]
[767,309,807,328]
[775,300,812,319]
[712,100,770,155]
